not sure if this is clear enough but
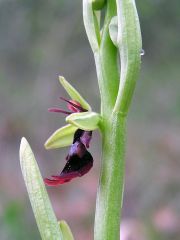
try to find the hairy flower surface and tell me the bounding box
[44,96,94,186]
[44,130,93,186]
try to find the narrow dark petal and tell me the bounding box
[59,97,87,112]
[67,100,82,113]
[48,107,72,115]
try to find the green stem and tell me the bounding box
[83,0,142,239]
[83,0,119,114]
[93,2,125,238]
[94,0,119,114]
[94,114,126,240]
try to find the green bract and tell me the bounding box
[92,0,106,10]
[109,16,118,47]
[19,138,63,240]
[83,0,99,53]
[59,76,91,111]
[66,112,101,131]
[45,124,77,150]
[59,221,74,240]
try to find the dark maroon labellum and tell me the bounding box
[44,129,93,186]
[44,97,93,186]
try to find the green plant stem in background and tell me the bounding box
[83,0,142,239]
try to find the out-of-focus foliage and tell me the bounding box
[0,0,180,239]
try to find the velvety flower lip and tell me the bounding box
[80,130,92,148]
[73,129,92,148]
[44,131,93,186]
[44,98,93,186]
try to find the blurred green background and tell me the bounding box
[0,0,180,239]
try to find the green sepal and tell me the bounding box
[59,220,74,240]
[44,124,77,150]
[59,76,91,111]
[109,16,118,47]
[19,138,63,240]
[66,112,101,131]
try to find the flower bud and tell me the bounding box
[92,0,106,10]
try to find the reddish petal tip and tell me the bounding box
[48,108,71,115]
[59,97,87,112]
[44,176,71,186]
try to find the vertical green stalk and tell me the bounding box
[83,0,119,114]
[83,0,141,240]
[94,0,119,114]
[93,2,126,239]
[95,114,126,240]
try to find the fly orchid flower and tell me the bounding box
[44,76,101,186]
[44,130,93,186]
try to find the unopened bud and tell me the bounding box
[92,0,106,10]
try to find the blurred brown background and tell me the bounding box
[0,0,180,239]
